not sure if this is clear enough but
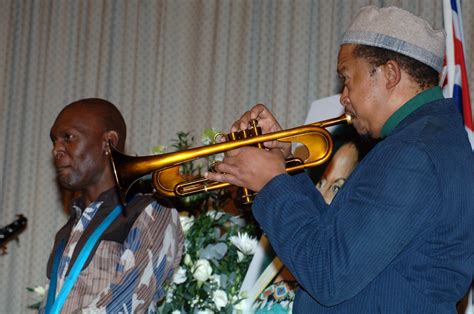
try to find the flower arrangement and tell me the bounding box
[155,127,299,313]
[158,209,259,312]
[155,128,262,313]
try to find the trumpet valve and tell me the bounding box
[248,119,263,148]
[227,131,239,141]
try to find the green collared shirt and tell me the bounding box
[380,86,444,138]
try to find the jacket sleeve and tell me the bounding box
[252,142,440,306]
[83,201,184,313]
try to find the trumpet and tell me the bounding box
[110,114,351,204]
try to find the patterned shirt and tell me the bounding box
[40,188,184,313]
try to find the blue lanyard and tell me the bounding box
[45,205,122,314]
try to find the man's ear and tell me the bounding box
[383,60,401,89]
[103,130,119,151]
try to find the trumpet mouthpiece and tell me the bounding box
[345,114,353,124]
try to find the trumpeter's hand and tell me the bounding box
[230,104,292,159]
[205,146,286,192]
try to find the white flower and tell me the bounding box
[166,288,175,303]
[33,286,46,297]
[171,311,181,314]
[172,266,187,284]
[209,274,221,287]
[184,253,192,266]
[212,290,228,310]
[179,213,195,233]
[196,310,214,314]
[192,259,213,282]
[232,299,248,311]
[229,232,258,256]
[206,210,224,220]
[232,292,250,311]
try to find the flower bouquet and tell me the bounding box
[155,129,261,313]
[153,128,295,313]
[159,209,259,313]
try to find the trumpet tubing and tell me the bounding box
[110,114,351,204]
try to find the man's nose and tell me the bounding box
[52,142,65,160]
[340,87,350,107]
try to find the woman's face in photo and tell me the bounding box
[316,142,358,204]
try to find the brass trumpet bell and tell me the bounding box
[109,114,351,204]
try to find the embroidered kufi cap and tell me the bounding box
[342,6,446,72]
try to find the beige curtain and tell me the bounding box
[0,0,471,312]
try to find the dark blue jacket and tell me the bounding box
[253,98,474,313]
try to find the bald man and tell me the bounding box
[41,99,183,313]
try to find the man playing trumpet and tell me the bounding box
[207,6,474,313]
